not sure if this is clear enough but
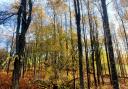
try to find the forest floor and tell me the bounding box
[0,70,128,89]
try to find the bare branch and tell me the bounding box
[0,11,17,24]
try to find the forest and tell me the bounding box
[0,0,128,89]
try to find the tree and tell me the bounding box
[101,0,119,89]
[113,0,128,51]
[12,0,32,89]
[73,0,84,89]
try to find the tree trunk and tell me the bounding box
[12,0,32,88]
[73,0,84,89]
[101,0,119,89]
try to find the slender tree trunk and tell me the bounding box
[69,1,76,88]
[73,0,84,89]
[86,0,97,87]
[94,18,101,85]
[101,0,119,89]
[104,37,112,84]
[7,31,15,74]
[80,1,90,88]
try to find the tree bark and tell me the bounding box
[101,0,119,89]
[73,0,84,89]
[12,0,32,89]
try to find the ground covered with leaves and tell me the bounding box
[0,71,128,89]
